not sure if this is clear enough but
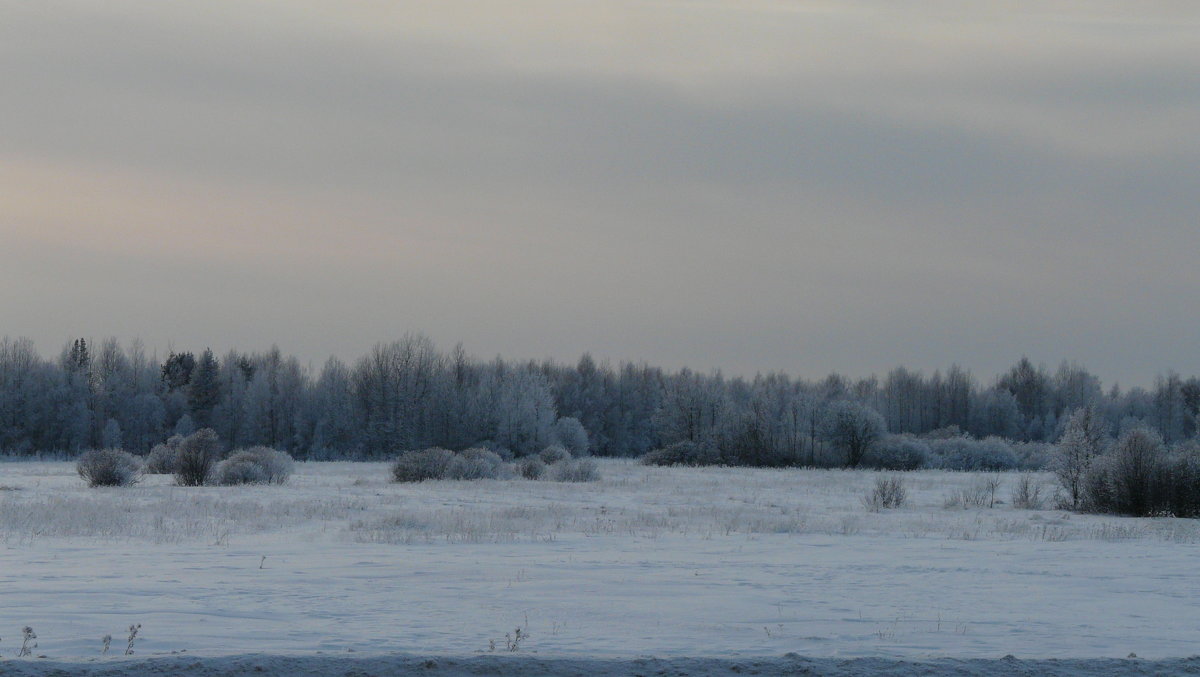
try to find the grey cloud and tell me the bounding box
[2,1,1198,386]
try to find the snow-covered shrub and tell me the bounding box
[860,435,930,471]
[641,440,721,467]
[549,457,600,482]
[391,448,455,483]
[1013,442,1054,471]
[144,437,182,474]
[539,445,571,465]
[516,456,546,480]
[476,440,514,461]
[553,417,590,457]
[175,428,222,486]
[243,446,293,483]
[77,448,142,487]
[930,436,1019,471]
[863,475,906,511]
[212,455,268,485]
[923,425,964,440]
[1010,473,1045,510]
[446,448,505,480]
[211,447,294,486]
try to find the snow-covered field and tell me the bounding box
[1,459,1198,673]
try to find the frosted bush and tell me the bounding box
[77,448,143,487]
[538,445,571,465]
[145,442,179,474]
[212,457,269,485]
[475,440,514,461]
[1013,442,1054,470]
[861,436,930,471]
[391,448,455,483]
[553,417,590,456]
[211,447,294,485]
[549,457,600,482]
[641,440,721,467]
[863,475,906,511]
[175,428,222,486]
[1010,473,1045,509]
[930,436,1019,471]
[241,446,294,484]
[446,448,505,480]
[516,456,546,480]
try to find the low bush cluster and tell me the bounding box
[928,436,1019,471]
[860,436,930,471]
[391,445,598,483]
[641,440,721,467]
[538,445,571,465]
[1011,442,1054,471]
[211,447,295,485]
[392,447,456,482]
[516,456,547,480]
[446,448,506,480]
[548,457,600,482]
[144,435,183,474]
[78,430,294,489]
[76,448,142,487]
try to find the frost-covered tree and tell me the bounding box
[654,369,726,447]
[553,417,590,456]
[492,368,557,456]
[124,392,165,454]
[160,351,195,392]
[353,336,443,455]
[1054,406,1109,509]
[101,418,123,449]
[187,348,221,429]
[821,400,886,468]
[308,357,361,458]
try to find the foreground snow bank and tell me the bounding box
[1,654,1197,677]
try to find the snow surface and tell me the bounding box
[1,460,1198,673]
[1,654,1198,676]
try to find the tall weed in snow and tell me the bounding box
[863,475,906,511]
[18,626,37,657]
[944,476,1001,509]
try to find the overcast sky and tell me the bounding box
[3,1,1197,386]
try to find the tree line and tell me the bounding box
[0,335,1196,459]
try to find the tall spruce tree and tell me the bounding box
[188,348,221,429]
